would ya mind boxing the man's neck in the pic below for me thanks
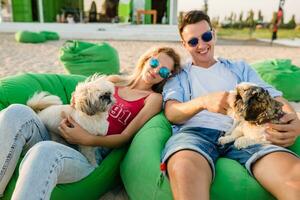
[193,58,217,68]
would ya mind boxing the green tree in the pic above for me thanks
[204,0,208,14]
[238,11,244,28]
[228,12,234,26]
[246,10,256,38]
[286,14,296,29]
[257,10,263,23]
[239,11,243,22]
[211,16,220,28]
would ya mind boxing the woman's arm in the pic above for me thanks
[59,93,163,148]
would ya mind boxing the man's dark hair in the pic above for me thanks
[178,10,212,38]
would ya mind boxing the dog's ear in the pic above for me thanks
[243,90,264,122]
[77,98,98,116]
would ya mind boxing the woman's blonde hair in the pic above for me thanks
[110,46,181,93]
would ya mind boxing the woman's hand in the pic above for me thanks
[58,116,94,146]
[266,113,300,147]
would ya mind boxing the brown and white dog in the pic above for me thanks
[218,82,285,149]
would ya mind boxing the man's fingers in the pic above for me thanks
[267,136,296,147]
[280,113,296,123]
[266,128,297,147]
[267,123,292,132]
[266,128,288,139]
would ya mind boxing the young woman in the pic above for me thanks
[0,46,181,200]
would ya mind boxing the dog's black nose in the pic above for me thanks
[100,92,112,103]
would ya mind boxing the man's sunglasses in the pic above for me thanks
[149,58,172,79]
[187,30,213,47]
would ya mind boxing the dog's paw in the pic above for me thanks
[234,137,251,149]
[218,136,233,145]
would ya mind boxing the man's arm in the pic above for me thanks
[275,96,296,113]
[165,91,230,124]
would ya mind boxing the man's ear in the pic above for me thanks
[181,39,188,49]
[181,39,184,46]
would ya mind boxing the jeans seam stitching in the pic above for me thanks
[0,119,35,182]
[40,153,64,200]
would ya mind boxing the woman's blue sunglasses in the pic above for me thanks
[149,58,171,79]
[187,30,213,47]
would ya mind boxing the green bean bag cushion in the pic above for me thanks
[251,59,300,102]
[121,113,300,200]
[60,40,120,76]
[0,73,127,200]
[40,31,60,40]
[15,31,46,43]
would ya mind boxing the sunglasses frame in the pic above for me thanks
[149,58,172,79]
[186,29,213,47]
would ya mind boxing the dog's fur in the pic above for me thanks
[218,82,285,149]
[27,75,115,165]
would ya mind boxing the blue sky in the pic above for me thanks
[178,0,300,23]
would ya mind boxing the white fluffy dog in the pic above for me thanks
[27,75,115,166]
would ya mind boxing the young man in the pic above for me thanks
[162,10,300,200]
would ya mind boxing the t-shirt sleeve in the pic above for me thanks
[162,75,184,108]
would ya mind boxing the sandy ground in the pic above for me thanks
[1,33,300,78]
[0,32,300,199]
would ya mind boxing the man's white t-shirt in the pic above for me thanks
[182,61,237,132]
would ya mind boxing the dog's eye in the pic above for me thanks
[100,92,111,100]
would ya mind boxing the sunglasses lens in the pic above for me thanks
[188,37,199,47]
[202,31,213,42]
[159,67,171,79]
[150,58,159,68]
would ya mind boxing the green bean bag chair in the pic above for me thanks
[60,40,120,76]
[15,31,46,43]
[0,73,127,200]
[120,113,300,200]
[40,31,60,40]
[251,59,300,102]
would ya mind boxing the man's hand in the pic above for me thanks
[266,113,300,147]
[202,91,230,115]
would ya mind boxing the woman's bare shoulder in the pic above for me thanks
[145,92,162,103]
[106,75,121,83]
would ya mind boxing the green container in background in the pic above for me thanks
[60,40,120,76]
[144,0,152,24]
[11,0,83,22]
[12,0,33,22]
[118,1,131,23]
